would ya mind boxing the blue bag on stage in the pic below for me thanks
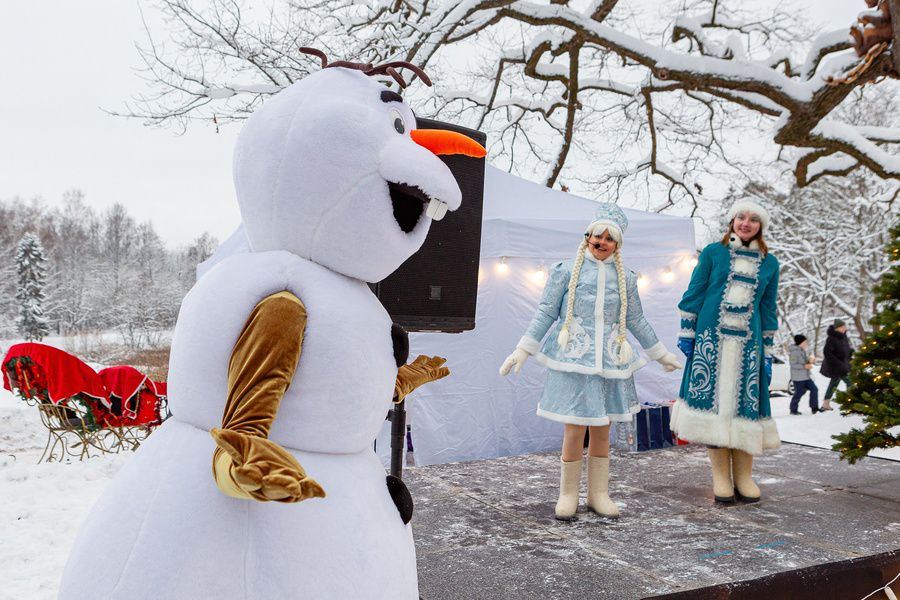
[635,402,674,451]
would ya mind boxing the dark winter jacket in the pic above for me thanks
[820,325,852,378]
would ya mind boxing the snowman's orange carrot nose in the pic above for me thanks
[410,129,486,158]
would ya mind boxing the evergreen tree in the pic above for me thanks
[832,223,900,463]
[15,232,51,341]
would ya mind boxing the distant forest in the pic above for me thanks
[0,190,217,345]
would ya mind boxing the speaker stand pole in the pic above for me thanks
[389,399,407,480]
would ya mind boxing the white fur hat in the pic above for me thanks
[726,200,769,230]
[586,203,628,245]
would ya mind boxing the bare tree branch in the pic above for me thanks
[127,0,900,209]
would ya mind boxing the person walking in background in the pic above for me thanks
[789,334,819,415]
[820,318,852,411]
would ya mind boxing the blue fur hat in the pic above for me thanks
[586,202,628,243]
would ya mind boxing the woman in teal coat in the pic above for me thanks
[670,200,780,504]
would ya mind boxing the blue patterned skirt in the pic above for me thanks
[537,369,640,426]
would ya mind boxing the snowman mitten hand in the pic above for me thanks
[394,355,450,402]
[212,428,325,502]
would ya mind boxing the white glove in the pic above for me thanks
[657,352,682,372]
[499,349,530,376]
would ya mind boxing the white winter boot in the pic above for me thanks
[708,448,736,504]
[555,459,582,521]
[731,449,761,502]
[586,456,620,518]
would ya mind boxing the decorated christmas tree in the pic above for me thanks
[15,232,51,342]
[832,223,900,463]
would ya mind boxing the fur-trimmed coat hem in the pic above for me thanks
[536,405,641,426]
[670,399,780,456]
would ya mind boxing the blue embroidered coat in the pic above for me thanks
[517,253,668,426]
[518,254,666,377]
[670,237,781,455]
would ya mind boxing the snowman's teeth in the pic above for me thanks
[426,199,449,221]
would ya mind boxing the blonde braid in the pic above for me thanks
[557,239,588,348]
[612,249,634,365]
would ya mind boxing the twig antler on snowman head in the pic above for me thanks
[298,47,433,89]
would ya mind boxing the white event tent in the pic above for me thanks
[388,166,697,466]
[199,165,696,467]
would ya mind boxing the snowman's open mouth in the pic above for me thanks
[388,182,450,233]
[389,182,427,233]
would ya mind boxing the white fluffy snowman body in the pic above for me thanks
[59,66,465,599]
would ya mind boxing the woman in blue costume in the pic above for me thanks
[500,204,682,520]
[670,200,781,504]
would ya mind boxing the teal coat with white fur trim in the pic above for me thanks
[670,237,781,455]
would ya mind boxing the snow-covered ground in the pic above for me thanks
[0,388,127,600]
[771,371,900,462]
[0,330,173,363]
[1,370,896,599]
[0,331,121,356]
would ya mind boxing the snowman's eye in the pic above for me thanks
[390,109,406,134]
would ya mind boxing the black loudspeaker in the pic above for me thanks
[371,118,486,332]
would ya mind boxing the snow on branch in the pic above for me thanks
[797,151,859,186]
[800,29,854,79]
[809,119,900,181]
[204,83,284,99]
[856,124,900,142]
[390,0,900,187]
[132,0,900,196]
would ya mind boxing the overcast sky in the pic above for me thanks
[0,0,863,246]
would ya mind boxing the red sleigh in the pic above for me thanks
[95,365,168,450]
[2,343,168,462]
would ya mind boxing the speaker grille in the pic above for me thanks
[371,118,486,332]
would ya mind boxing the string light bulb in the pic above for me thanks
[637,273,649,289]
[529,265,548,284]
[496,257,509,275]
[661,267,675,283]
[688,256,698,268]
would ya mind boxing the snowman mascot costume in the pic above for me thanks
[59,53,485,599]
